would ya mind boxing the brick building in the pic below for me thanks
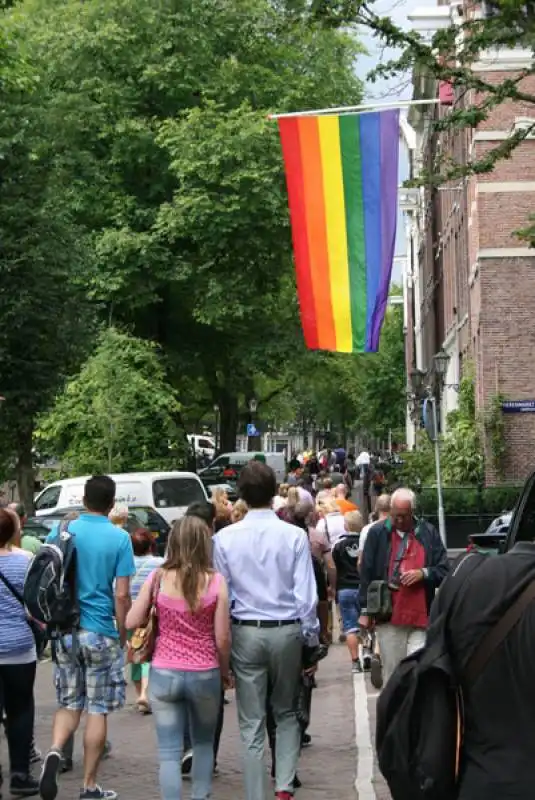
[402,1,535,483]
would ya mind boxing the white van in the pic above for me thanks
[187,434,216,462]
[33,471,208,524]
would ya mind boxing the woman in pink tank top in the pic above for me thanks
[127,516,231,800]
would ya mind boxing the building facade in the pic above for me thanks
[403,1,535,482]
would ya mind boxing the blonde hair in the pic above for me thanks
[345,510,364,533]
[375,494,392,514]
[318,497,339,515]
[278,484,289,498]
[287,487,300,508]
[231,499,248,523]
[163,516,214,612]
[212,487,228,506]
[109,503,129,526]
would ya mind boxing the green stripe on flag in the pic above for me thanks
[339,115,367,352]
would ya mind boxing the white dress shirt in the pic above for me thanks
[213,509,319,644]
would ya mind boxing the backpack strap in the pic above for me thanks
[464,578,535,684]
[0,567,25,605]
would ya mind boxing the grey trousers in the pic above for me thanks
[231,622,302,800]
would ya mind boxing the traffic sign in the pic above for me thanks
[246,423,258,437]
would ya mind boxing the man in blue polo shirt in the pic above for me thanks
[40,475,135,800]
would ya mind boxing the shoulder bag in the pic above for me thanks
[0,567,48,658]
[127,568,162,665]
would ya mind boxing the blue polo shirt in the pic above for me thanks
[48,514,135,639]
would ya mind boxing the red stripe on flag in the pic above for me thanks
[278,117,319,349]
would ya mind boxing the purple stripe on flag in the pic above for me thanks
[368,109,400,351]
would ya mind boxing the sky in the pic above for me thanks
[355,0,425,281]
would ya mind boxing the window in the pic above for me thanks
[35,485,61,511]
[198,438,214,450]
[210,456,230,469]
[152,478,205,509]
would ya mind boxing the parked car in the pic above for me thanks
[30,505,171,555]
[204,483,238,502]
[505,471,535,551]
[199,452,286,489]
[187,434,216,463]
[485,511,512,536]
[33,471,208,524]
[467,531,507,556]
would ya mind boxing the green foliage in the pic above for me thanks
[417,484,521,517]
[441,369,485,486]
[36,328,186,475]
[482,393,507,478]
[299,1,535,181]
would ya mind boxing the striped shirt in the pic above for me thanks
[132,555,164,601]
[0,551,34,659]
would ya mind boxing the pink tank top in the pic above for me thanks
[152,571,222,671]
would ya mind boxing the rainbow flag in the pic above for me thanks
[277,109,400,353]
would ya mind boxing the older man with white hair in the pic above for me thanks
[358,487,449,684]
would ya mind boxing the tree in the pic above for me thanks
[302,1,535,181]
[36,328,186,475]
[0,10,96,510]
[10,0,364,450]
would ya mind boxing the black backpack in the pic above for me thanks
[23,520,79,654]
[376,553,535,800]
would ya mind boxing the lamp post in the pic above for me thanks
[248,397,258,452]
[213,404,220,454]
[409,366,447,547]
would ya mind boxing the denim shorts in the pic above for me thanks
[338,588,361,634]
[54,629,126,715]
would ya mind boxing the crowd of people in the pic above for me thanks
[4,449,498,800]
[0,454,385,800]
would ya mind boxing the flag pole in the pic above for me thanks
[269,97,441,120]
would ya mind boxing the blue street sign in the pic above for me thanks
[247,423,258,436]
[502,400,535,413]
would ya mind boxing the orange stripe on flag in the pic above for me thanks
[298,117,336,351]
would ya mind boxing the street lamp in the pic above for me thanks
[248,397,258,453]
[433,350,450,381]
[213,404,220,454]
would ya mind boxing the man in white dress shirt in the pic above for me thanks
[213,461,319,800]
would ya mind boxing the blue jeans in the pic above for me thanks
[338,588,361,634]
[150,667,221,800]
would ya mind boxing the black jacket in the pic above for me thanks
[359,518,449,614]
[332,534,360,590]
[439,544,535,799]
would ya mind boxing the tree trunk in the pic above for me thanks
[218,392,239,453]
[16,428,36,515]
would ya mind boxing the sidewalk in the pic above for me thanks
[32,642,366,800]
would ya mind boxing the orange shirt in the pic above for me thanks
[336,498,358,514]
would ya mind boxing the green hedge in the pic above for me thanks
[416,485,522,517]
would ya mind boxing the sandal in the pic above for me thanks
[137,700,152,714]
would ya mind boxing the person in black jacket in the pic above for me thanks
[359,487,449,684]
[332,511,364,673]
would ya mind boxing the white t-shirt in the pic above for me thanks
[356,450,371,467]
[272,496,287,512]
[317,512,346,548]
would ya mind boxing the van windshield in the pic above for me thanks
[152,478,205,509]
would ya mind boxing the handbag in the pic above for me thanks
[127,569,162,665]
[0,567,48,658]
[367,580,393,623]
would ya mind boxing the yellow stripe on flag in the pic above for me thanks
[317,116,352,352]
